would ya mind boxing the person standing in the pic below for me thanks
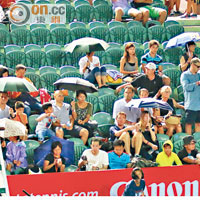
[180,58,200,135]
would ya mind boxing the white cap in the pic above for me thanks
[145,62,156,70]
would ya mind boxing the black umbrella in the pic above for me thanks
[54,77,98,93]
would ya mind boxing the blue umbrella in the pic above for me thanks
[34,136,74,167]
[126,98,173,111]
[166,32,200,49]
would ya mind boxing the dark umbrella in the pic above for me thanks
[54,77,98,93]
[0,77,37,92]
[34,136,75,167]
[126,98,173,111]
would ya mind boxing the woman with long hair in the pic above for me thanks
[120,43,139,81]
[132,111,158,160]
[180,41,197,72]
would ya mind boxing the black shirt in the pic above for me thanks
[160,98,175,116]
[178,147,198,165]
[131,74,164,97]
[182,52,197,72]
[44,153,66,173]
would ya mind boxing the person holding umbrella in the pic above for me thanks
[180,41,198,72]
[79,52,107,89]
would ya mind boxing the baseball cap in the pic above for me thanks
[15,64,26,71]
[183,135,196,145]
[191,57,200,67]
[145,62,156,70]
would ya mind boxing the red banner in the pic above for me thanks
[7,165,200,196]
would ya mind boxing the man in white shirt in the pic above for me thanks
[113,85,141,125]
[78,137,109,171]
[0,92,10,119]
[79,52,107,88]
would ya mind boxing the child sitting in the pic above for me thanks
[35,102,58,143]
[6,136,28,173]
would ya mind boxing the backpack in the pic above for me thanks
[130,157,158,168]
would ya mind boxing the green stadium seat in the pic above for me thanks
[60,65,77,75]
[30,23,46,30]
[49,23,66,30]
[156,134,169,152]
[0,23,8,30]
[166,24,184,40]
[93,0,109,6]
[108,42,122,49]
[135,47,144,65]
[69,51,84,68]
[69,21,86,29]
[25,72,41,89]
[194,47,200,58]
[164,20,179,28]
[0,29,10,47]
[4,45,21,54]
[196,139,200,152]
[46,49,66,68]
[35,0,50,4]
[109,26,129,44]
[145,20,161,29]
[24,44,41,53]
[92,112,112,125]
[31,27,51,46]
[147,25,166,43]
[28,114,40,134]
[171,132,188,143]
[161,62,177,70]
[25,49,46,69]
[0,52,5,66]
[97,124,113,138]
[70,27,90,40]
[25,67,36,73]
[40,72,60,92]
[89,21,105,29]
[173,139,184,154]
[98,94,117,115]
[94,4,113,23]
[94,51,105,65]
[39,66,57,75]
[127,21,143,28]
[164,47,183,65]
[10,24,27,30]
[108,21,125,29]
[17,0,32,3]
[193,132,200,141]
[104,47,124,67]
[44,44,61,52]
[90,26,110,42]
[60,71,82,78]
[86,93,99,114]
[75,4,94,23]
[55,0,71,4]
[65,5,76,23]
[128,26,147,44]
[74,0,90,7]
[74,144,87,165]
[98,87,115,96]
[6,51,25,69]
[177,85,184,102]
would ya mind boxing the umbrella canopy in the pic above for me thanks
[126,98,173,111]
[34,136,74,167]
[0,77,38,92]
[166,32,200,49]
[54,77,98,93]
[65,37,109,53]
[0,118,26,138]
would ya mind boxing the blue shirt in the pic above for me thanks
[141,52,163,72]
[123,179,145,196]
[109,125,126,141]
[108,151,130,169]
[180,69,200,111]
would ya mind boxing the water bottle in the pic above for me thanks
[66,121,71,127]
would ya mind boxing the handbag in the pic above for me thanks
[165,115,181,125]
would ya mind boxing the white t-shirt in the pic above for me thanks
[0,105,10,119]
[113,98,141,123]
[79,56,100,78]
[79,149,109,171]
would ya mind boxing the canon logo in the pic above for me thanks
[110,180,199,196]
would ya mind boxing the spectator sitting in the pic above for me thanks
[178,135,200,165]
[116,62,164,98]
[43,141,66,173]
[120,42,139,82]
[132,111,158,160]
[153,86,184,136]
[110,112,136,155]
[180,58,200,135]
[10,101,28,141]
[9,64,42,116]
[78,137,109,171]
[141,40,170,86]
[0,92,11,119]
[180,41,197,73]
[180,0,197,18]
[35,102,57,143]
[71,90,94,138]
[6,136,28,173]
[108,140,131,169]
[113,85,141,125]
[0,65,9,77]
[52,90,89,145]
[130,0,167,24]
[156,140,182,166]
[79,52,107,88]
[111,0,142,22]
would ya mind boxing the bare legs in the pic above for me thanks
[79,128,89,145]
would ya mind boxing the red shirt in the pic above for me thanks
[0,0,16,8]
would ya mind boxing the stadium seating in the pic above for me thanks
[6,51,26,69]
[24,44,42,52]
[0,29,10,48]
[39,66,57,75]
[60,65,77,75]
[94,4,113,23]
[25,73,41,88]
[75,4,94,23]
[86,93,99,114]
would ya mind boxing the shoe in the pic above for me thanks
[170,10,175,16]
[190,13,197,17]
[180,13,190,18]
[134,154,141,158]
[174,11,182,15]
